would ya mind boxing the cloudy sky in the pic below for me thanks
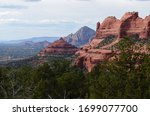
[0,0,150,40]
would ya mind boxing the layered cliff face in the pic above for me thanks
[75,12,150,72]
[95,12,150,39]
[63,26,96,47]
[38,38,78,57]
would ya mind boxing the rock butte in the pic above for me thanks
[75,12,150,72]
[38,38,78,57]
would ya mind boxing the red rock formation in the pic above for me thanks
[96,12,150,39]
[75,12,150,72]
[38,38,78,57]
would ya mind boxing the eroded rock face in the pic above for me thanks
[75,12,150,72]
[38,38,78,57]
[96,12,150,39]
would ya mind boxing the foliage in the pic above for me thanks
[32,59,88,99]
[0,37,150,99]
[96,35,116,48]
[88,37,150,98]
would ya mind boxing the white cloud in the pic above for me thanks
[0,0,150,40]
[24,0,42,2]
[0,18,20,24]
[71,0,94,1]
[38,19,78,24]
[129,0,150,2]
[0,18,79,26]
[0,11,22,16]
[0,4,27,9]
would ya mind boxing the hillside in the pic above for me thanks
[63,26,95,47]
[38,38,78,57]
[75,12,150,72]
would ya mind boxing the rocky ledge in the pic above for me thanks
[75,12,150,72]
[38,38,78,57]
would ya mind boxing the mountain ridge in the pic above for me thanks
[0,37,59,44]
[63,26,95,47]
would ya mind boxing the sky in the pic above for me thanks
[0,0,150,41]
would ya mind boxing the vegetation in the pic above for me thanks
[0,37,150,99]
[0,43,45,62]
[88,37,150,98]
[0,59,87,99]
[96,35,116,48]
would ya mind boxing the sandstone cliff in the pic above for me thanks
[38,38,78,57]
[75,12,150,72]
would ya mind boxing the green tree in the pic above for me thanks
[57,69,87,99]
[88,37,150,99]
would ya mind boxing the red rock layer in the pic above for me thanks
[38,38,78,57]
[75,12,150,72]
[96,12,150,39]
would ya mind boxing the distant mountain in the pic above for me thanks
[23,40,50,48]
[1,37,59,44]
[63,26,96,47]
[34,41,50,48]
[23,37,59,43]
[0,40,50,63]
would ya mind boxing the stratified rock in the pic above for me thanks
[38,38,78,57]
[96,12,150,39]
[75,12,150,72]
